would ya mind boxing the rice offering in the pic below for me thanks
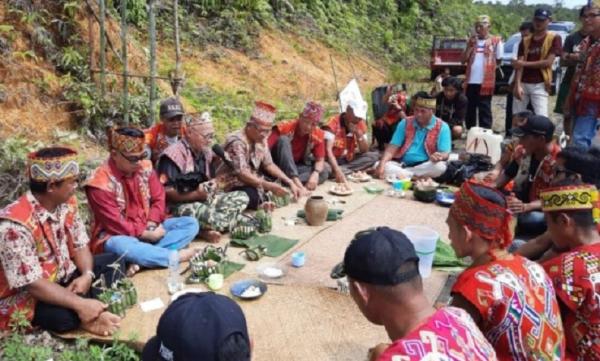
[263,266,283,278]
[241,285,262,298]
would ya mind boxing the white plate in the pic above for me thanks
[348,173,372,183]
[329,185,353,196]
[257,264,287,279]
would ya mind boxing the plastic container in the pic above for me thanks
[402,226,439,278]
[466,127,502,164]
[167,251,183,294]
[291,251,306,267]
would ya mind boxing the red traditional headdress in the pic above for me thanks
[450,180,513,249]
[300,101,325,125]
[249,101,276,126]
[27,147,79,182]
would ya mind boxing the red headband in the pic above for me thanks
[450,181,513,249]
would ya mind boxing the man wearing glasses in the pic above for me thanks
[145,97,185,164]
[85,127,200,272]
[218,101,302,210]
[568,1,600,148]
[157,113,249,243]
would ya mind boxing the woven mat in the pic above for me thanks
[55,180,453,359]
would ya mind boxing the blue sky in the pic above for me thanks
[492,0,589,8]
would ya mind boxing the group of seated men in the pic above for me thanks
[1,89,598,360]
[0,92,452,337]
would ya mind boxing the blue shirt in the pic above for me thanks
[390,116,451,165]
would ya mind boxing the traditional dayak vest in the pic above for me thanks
[85,160,154,253]
[275,119,325,163]
[0,195,78,330]
[324,115,365,162]
[522,32,556,90]
[145,123,181,163]
[465,36,501,96]
[394,116,443,161]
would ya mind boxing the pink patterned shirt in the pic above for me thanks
[378,307,497,361]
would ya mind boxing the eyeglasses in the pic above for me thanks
[582,13,600,20]
[120,151,148,163]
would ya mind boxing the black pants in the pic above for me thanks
[372,122,398,151]
[466,84,492,129]
[270,137,330,184]
[31,253,125,333]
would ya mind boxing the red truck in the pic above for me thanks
[430,36,467,80]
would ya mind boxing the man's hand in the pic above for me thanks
[306,172,319,191]
[141,224,166,243]
[430,152,446,163]
[513,85,524,101]
[334,170,347,184]
[507,196,526,214]
[512,59,525,70]
[374,164,386,179]
[289,183,303,200]
[67,274,93,295]
[267,182,289,198]
[75,298,107,324]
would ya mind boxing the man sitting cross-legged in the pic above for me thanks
[0,147,124,336]
[539,179,600,360]
[86,127,199,271]
[374,92,451,180]
[217,101,302,210]
[447,181,565,361]
[157,112,249,243]
[268,101,331,191]
[332,227,497,361]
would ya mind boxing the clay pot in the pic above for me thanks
[304,196,328,226]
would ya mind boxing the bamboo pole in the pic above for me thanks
[99,0,106,98]
[329,54,342,112]
[121,0,129,125]
[148,0,157,127]
[173,0,182,97]
[84,0,122,64]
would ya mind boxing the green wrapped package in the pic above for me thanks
[230,234,299,257]
[297,208,344,221]
[433,240,468,270]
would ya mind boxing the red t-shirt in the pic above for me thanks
[518,33,562,84]
[268,128,325,163]
[543,243,600,361]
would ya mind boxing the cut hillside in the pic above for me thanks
[0,1,388,142]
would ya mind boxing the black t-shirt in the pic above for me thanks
[435,92,468,127]
[562,30,586,84]
[504,157,541,202]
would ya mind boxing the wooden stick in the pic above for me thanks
[329,54,342,112]
[98,0,106,98]
[121,0,129,125]
[173,0,182,97]
[84,0,123,64]
[148,0,157,127]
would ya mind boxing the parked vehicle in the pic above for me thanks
[430,36,467,80]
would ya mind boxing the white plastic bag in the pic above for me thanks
[339,79,368,119]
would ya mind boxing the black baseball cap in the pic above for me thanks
[159,97,184,120]
[534,8,552,20]
[331,227,420,285]
[511,114,555,140]
[142,292,250,361]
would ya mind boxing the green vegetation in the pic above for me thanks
[1,311,139,361]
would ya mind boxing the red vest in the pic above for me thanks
[324,115,367,162]
[394,116,443,160]
[0,195,78,330]
[85,160,154,253]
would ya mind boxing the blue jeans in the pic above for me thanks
[105,216,199,268]
[572,115,599,149]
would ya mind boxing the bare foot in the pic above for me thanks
[179,247,202,262]
[81,311,121,337]
[126,264,140,277]
[200,229,222,243]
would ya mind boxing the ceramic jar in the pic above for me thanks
[304,196,328,226]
